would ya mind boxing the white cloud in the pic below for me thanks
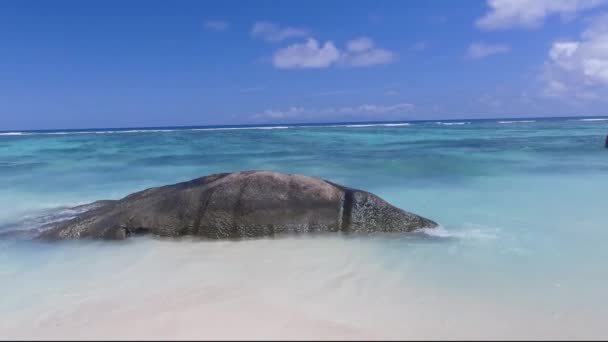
[549,42,580,63]
[346,37,374,52]
[345,103,413,114]
[272,37,396,69]
[251,22,309,42]
[253,103,414,120]
[466,42,511,59]
[204,20,229,31]
[542,14,608,99]
[273,38,341,69]
[342,37,396,66]
[476,0,606,30]
[343,48,395,66]
[256,106,306,119]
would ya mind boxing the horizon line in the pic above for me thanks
[1,114,607,133]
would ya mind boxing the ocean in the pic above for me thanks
[1,117,608,339]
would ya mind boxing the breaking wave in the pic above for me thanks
[418,225,499,241]
[0,202,103,235]
[579,118,608,121]
[344,123,410,128]
[498,120,536,124]
[434,122,470,126]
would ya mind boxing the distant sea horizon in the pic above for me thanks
[2,114,607,134]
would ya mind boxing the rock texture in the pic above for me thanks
[38,171,437,240]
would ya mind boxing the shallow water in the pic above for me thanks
[1,118,608,339]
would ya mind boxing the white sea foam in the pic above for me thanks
[344,123,410,128]
[434,122,470,125]
[578,118,608,121]
[0,130,174,136]
[382,123,411,127]
[498,120,536,124]
[419,225,451,238]
[53,129,180,134]
[192,126,290,131]
[419,225,500,241]
[0,123,409,135]
[451,227,499,240]
[0,203,102,233]
[111,129,178,133]
[0,127,291,136]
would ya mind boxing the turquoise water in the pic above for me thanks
[1,118,608,339]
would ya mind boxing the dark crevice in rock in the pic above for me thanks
[124,226,151,237]
[340,189,354,232]
[194,187,216,237]
[231,182,247,238]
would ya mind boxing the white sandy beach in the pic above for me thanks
[1,236,605,340]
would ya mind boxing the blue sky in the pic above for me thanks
[2,0,608,130]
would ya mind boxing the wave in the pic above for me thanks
[419,225,451,238]
[0,202,104,235]
[577,118,608,122]
[48,129,180,135]
[192,126,290,131]
[5,122,496,136]
[344,123,410,128]
[0,123,415,135]
[0,130,179,136]
[498,120,536,124]
[434,122,470,126]
[418,225,499,241]
[0,127,291,136]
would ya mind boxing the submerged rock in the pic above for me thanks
[38,171,437,240]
